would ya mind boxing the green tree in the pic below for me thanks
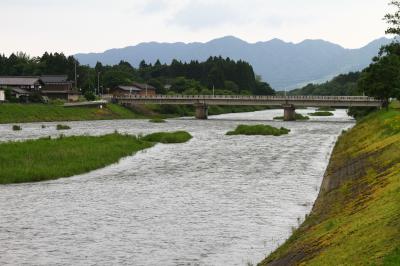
[358,46,400,104]
[84,91,96,101]
[384,1,400,35]
[224,80,240,94]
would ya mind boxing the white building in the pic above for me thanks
[0,90,5,102]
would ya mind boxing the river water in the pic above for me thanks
[0,108,353,266]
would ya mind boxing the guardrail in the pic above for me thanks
[114,95,383,108]
[115,95,380,102]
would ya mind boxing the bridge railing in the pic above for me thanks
[115,94,380,102]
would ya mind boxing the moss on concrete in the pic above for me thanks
[259,106,400,265]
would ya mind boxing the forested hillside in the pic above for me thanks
[289,72,361,96]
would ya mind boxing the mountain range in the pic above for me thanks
[75,36,392,90]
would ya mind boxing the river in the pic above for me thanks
[0,108,353,266]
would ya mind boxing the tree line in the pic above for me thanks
[0,53,275,96]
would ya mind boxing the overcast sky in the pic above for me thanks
[0,0,392,56]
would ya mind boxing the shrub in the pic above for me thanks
[226,124,290,136]
[348,107,378,120]
[28,92,44,103]
[308,111,334,116]
[141,131,192,143]
[274,113,310,121]
[56,124,71,130]
[84,91,96,101]
[149,118,166,123]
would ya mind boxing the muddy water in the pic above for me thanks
[0,108,353,265]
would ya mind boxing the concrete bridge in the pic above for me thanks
[114,95,383,120]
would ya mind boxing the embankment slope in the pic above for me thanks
[259,106,400,265]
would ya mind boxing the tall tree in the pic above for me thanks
[357,1,400,104]
[358,44,400,104]
[384,1,400,35]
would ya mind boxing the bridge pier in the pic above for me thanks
[283,104,296,121]
[194,103,208,119]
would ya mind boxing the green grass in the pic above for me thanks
[317,107,336,111]
[0,103,271,123]
[273,113,310,121]
[0,131,192,184]
[149,118,166,123]
[0,103,140,124]
[259,107,400,265]
[384,248,400,265]
[56,124,71,130]
[140,131,192,143]
[390,100,400,110]
[226,124,290,136]
[308,111,334,116]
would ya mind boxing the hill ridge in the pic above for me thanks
[75,36,392,89]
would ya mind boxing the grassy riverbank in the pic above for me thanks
[0,132,192,184]
[0,103,269,124]
[259,104,400,265]
[0,103,141,124]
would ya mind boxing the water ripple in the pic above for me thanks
[0,108,353,266]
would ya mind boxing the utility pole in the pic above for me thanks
[213,85,215,97]
[97,72,101,96]
[145,84,148,96]
[74,60,77,89]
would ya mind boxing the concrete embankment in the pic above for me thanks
[259,106,400,265]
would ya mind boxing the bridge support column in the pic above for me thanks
[194,103,208,120]
[283,104,296,121]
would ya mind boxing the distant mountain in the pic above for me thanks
[75,36,392,90]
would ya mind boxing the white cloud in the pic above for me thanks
[141,0,171,14]
[169,1,244,30]
[0,0,390,56]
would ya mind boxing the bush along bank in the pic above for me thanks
[141,131,192,144]
[274,113,310,121]
[0,131,192,184]
[226,125,290,136]
[308,111,334,117]
[259,106,400,265]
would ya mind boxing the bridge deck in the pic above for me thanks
[115,95,382,107]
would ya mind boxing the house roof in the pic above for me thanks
[116,85,141,92]
[0,76,42,86]
[41,90,81,95]
[131,82,156,90]
[12,88,31,94]
[41,75,70,83]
